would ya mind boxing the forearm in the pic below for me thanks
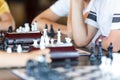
[71,0,88,46]
[0,52,31,68]
[67,0,73,39]
[0,49,51,68]
[35,18,68,35]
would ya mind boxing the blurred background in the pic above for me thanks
[6,0,67,28]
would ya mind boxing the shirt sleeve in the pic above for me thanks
[85,0,98,29]
[111,1,120,30]
[0,0,10,15]
[50,0,69,17]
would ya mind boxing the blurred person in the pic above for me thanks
[32,0,91,38]
[69,0,120,52]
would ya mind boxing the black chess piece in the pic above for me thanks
[48,24,55,38]
[107,43,113,61]
[97,39,102,65]
[26,59,36,77]
[64,59,71,71]
[97,39,103,59]
[13,39,17,52]
[8,26,13,33]
[35,59,67,80]
[0,42,3,50]
[3,38,8,51]
[0,31,3,39]
[45,24,48,29]
[34,55,50,80]
[89,47,96,65]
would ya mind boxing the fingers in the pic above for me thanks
[40,49,52,63]
[30,49,52,63]
[42,49,52,63]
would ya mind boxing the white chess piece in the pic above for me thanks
[110,53,120,77]
[31,21,38,31]
[65,37,72,43]
[50,38,54,46]
[31,24,35,31]
[57,29,61,44]
[39,36,46,50]
[45,36,50,46]
[65,37,72,46]
[33,39,38,47]
[16,26,22,33]
[43,27,48,38]
[34,21,38,31]
[7,47,12,54]
[17,44,22,54]
[24,23,30,32]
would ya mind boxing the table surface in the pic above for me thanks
[0,51,90,80]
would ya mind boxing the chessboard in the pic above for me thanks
[11,52,120,80]
[0,23,85,61]
[1,22,120,80]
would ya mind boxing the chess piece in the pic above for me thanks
[13,39,17,52]
[33,39,38,47]
[97,39,102,65]
[64,59,71,71]
[45,35,50,46]
[50,38,54,46]
[8,26,13,33]
[43,24,48,37]
[7,47,12,54]
[31,21,38,31]
[3,38,8,51]
[107,43,113,61]
[24,23,30,32]
[48,24,55,38]
[89,47,96,65]
[40,36,46,50]
[17,44,22,53]
[0,42,3,50]
[57,29,62,44]
[65,37,72,44]
[35,55,49,80]
[26,59,36,77]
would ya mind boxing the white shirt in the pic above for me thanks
[50,0,94,17]
[86,0,120,36]
[50,0,70,17]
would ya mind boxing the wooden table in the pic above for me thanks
[0,70,19,80]
[0,54,90,80]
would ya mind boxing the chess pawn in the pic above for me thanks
[7,47,12,54]
[31,24,34,31]
[31,21,38,31]
[25,23,30,32]
[33,39,38,48]
[50,38,54,46]
[8,26,13,33]
[17,26,22,33]
[17,44,22,54]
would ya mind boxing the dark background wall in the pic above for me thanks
[6,0,56,27]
